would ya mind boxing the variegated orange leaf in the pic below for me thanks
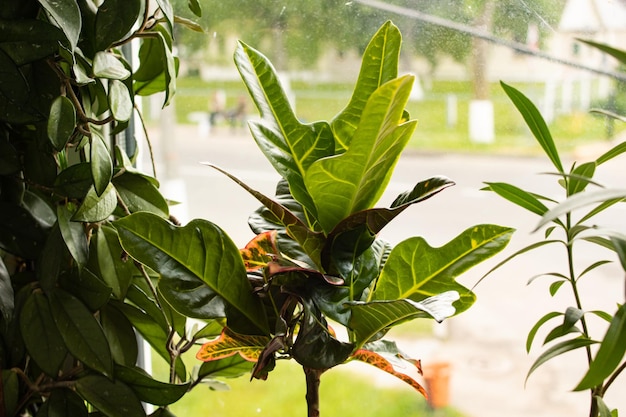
[197,328,271,363]
[352,348,427,398]
[240,231,279,271]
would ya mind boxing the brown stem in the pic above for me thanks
[304,367,325,417]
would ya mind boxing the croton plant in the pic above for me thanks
[114,21,514,416]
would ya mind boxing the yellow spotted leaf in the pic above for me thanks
[197,328,270,363]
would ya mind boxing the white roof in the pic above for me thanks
[559,0,626,32]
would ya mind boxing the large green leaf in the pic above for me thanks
[93,51,131,80]
[234,40,334,222]
[75,374,146,417]
[0,202,47,259]
[372,225,514,314]
[109,79,133,122]
[48,289,114,377]
[94,0,142,50]
[0,49,37,124]
[0,18,64,65]
[305,75,416,232]
[114,212,268,333]
[331,20,401,150]
[114,365,189,406]
[575,303,626,390]
[500,82,563,173]
[93,225,134,299]
[349,291,460,347]
[132,29,176,107]
[39,0,81,50]
[20,291,68,376]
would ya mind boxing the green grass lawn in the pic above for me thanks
[151,76,621,157]
[161,356,464,417]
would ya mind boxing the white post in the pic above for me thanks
[469,100,495,143]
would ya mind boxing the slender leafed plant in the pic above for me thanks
[482,39,626,417]
[115,21,514,416]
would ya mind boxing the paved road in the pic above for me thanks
[146,124,626,417]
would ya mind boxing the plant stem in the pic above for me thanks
[304,367,324,417]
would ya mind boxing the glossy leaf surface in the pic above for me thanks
[115,365,190,406]
[47,96,75,151]
[114,212,268,333]
[76,374,145,417]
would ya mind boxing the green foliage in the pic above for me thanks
[482,42,626,417]
[0,1,250,416]
[110,20,512,415]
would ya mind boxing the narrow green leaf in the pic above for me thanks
[195,355,253,381]
[76,374,146,417]
[527,311,562,352]
[57,204,88,269]
[578,38,626,65]
[93,51,131,80]
[575,303,626,391]
[72,184,117,222]
[305,75,416,232]
[1,370,19,417]
[594,395,614,417]
[114,212,269,333]
[500,82,563,173]
[484,182,550,216]
[578,199,623,225]
[113,301,186,380]
[536,189,626,231]
[60,268,112,311]
[109,79,133,122]
[100,304,138,367]
[596,141,626,166]
[20,291,68,376]
[526,338,597,384]
[373,225,514,314]
[47,96,76,151]
[331,20,402,150]
[349,291,459,348]
[187,0,202,17]
[90,129,113,196]
[94,0,142,50]
[567,162,596,195]
[115,365,190,406]
[39,0,81,50]
[49,289,114,377]
[94,225,134,299]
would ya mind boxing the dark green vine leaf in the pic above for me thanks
[76,374,146,417]
[0,49,37,124]
[115,365,190,406]
[0,18,64,65]
[109,79,133,122]
[47,388,88,417]
[100,304,139,367]
[1,370,19,417]
[49,289,114,377]
[0,202,47,259]
[113,172,169,218]
[47,96,76,151]
[93,225,134,299]
[0,258,14,322]
[20,291,68,376]
[94,0,142,50]
[57,204,88,270]
[38,0,81,50]
[72,184,117,222]
[90,128,113,196]
[55,163,93,199]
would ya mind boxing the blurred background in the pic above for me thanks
[142,1,626,416]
